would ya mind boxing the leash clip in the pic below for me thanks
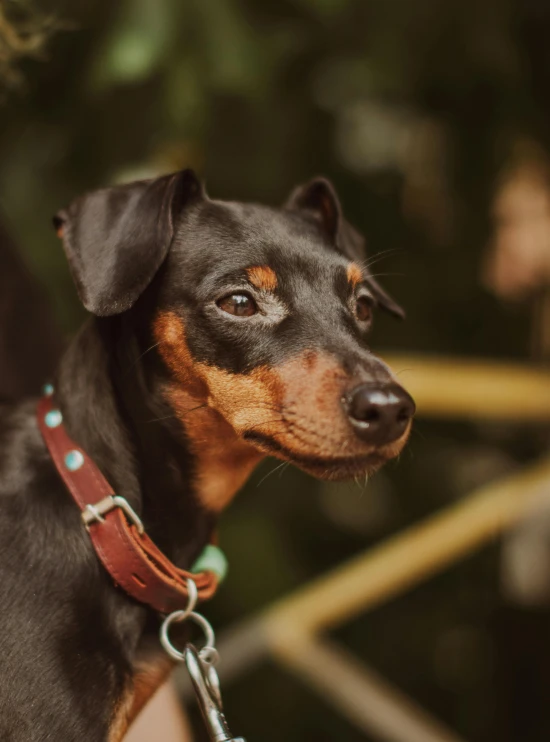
[185,644,245,742]
[160,582,245,741]
[81,495,145,534]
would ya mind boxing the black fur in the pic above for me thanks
[0,170,407,740]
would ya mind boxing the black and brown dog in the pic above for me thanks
[0,170,414,740]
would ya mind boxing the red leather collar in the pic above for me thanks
[37,393,218,613]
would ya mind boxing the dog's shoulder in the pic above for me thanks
[0,398,143,740]
[0,400,46,495]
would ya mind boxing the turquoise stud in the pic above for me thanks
[43,383,54,396]
[65,450,84,472]
[191,544,228,582]
[45,410,62,428]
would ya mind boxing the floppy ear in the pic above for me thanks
[285,177,405,319]
[53,169,205,316]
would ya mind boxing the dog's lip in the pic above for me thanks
[243,430,386,471]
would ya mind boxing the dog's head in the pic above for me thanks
[54,170,414,485]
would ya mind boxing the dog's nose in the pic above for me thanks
[346,383,415,446]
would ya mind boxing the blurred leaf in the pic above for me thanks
[0,0,54,94]
[89,0,175,90]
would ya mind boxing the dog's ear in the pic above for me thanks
[285,177,405,319]
[53,169,205,316]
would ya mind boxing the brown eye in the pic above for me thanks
[217,293,257,317]
[355,295,373,323]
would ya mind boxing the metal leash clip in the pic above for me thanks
[160,580,246,742]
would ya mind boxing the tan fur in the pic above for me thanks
[154,312,264,511]
[109,656,173,741]
[167,385,263,510]
[346,262,363,288]
[154,312,411,489]
[246,265,278,291]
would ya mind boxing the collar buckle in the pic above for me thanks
[82,495,145,535]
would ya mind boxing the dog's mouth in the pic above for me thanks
[242,430,395,480]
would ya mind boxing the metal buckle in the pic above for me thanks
[81,495,145,535]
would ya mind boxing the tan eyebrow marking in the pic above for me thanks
[346,262,363,287]
[246,265,278,292]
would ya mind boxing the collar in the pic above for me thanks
[37,388,225,614]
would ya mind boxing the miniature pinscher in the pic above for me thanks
[0,170,414,740]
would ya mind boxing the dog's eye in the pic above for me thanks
[217,293,258,317]
[355,295,374,324]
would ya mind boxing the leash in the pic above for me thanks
[37,386,245,741]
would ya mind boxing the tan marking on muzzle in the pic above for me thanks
[155,312,412,489]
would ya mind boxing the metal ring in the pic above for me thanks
[184,578,198,616]
[160,610,216,662]
[162,578,198,624]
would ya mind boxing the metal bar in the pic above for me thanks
[382,355,550,421]
[263,457,550,642]
[277,636,468,742]
[185,457,550,690]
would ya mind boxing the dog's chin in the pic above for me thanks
[242,431,399,481]
[296,454,389,481]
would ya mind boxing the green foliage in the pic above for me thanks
[0,0,53,91]
[90,0,175,88]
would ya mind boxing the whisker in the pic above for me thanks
[146,403,207,424]
[244,416,286,435]
[256,460,290,487]
[409,424,426,442]
[359,247,404,272]
[366,272,404,280]
[278,462,291,478]
[125,341,161,374]
[352,474,369,495]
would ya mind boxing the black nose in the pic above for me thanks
[346,383,415,446]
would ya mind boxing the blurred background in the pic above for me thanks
[1,1,550,740]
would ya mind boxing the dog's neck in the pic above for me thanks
[55,317,218,567]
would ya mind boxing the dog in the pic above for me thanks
[0,169,415,740]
